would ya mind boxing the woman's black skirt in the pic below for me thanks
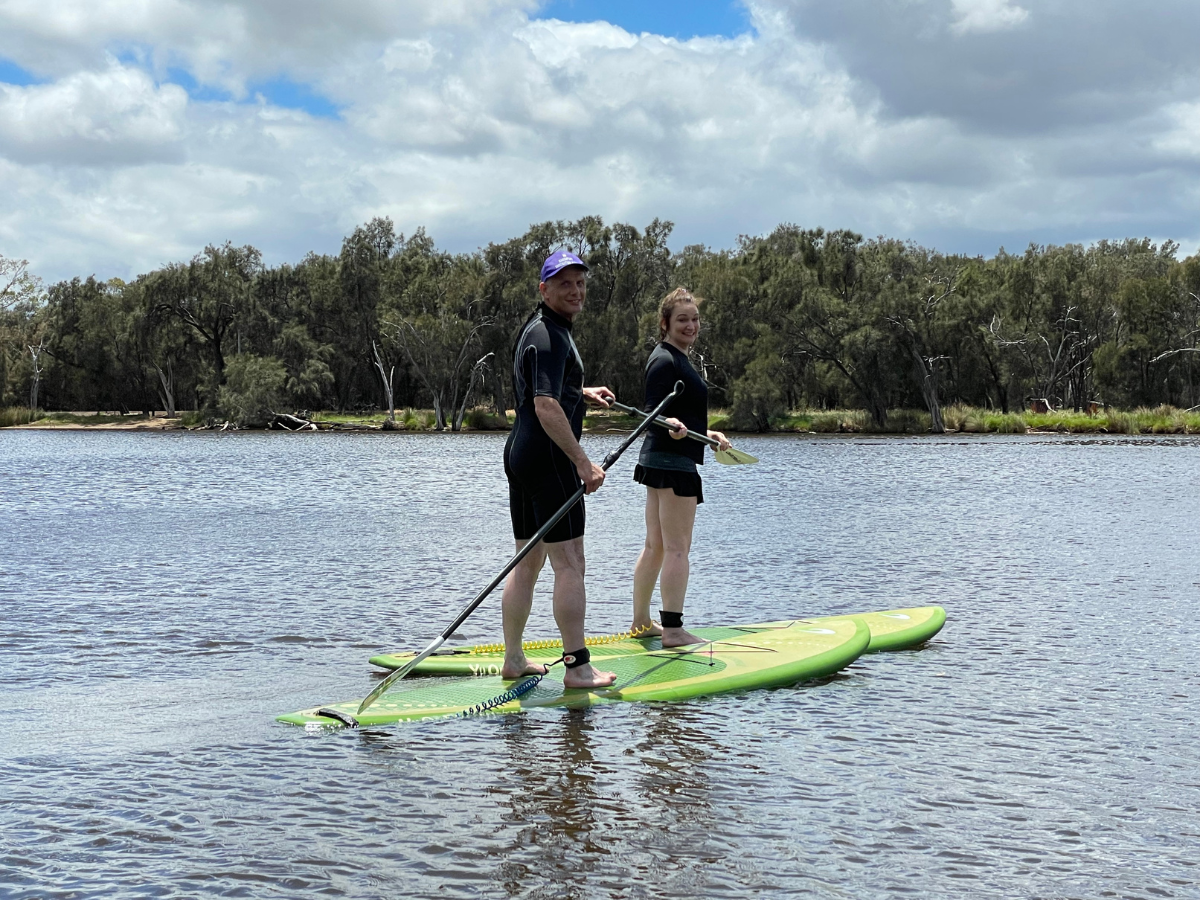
[633,465,704,503]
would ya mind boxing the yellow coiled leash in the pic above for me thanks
[468,623,656,655]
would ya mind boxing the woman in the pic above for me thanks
[630,288,731,647]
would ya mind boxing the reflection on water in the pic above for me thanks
[2,429,1199,899]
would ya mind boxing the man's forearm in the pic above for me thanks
[534,396,589,467]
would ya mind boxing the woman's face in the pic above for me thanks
[664,302,700,348]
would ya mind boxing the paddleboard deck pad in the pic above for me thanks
[278,617,871,728]
[367,606,946,676]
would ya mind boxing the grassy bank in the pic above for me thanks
[714,404,1200,435]
[9,404,1200,435]
[0,407,44,427]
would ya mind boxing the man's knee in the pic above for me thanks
[512,542,546,576]
[546,538,586,576]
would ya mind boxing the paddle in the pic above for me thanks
[355,380,685,716]
[607,400,758,465]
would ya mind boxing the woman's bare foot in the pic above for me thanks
[661,626,704,648]
[562,664,618,689]
[631,619,663,637]
[500,655,549,679]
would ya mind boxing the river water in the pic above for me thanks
[1,429,1197,899]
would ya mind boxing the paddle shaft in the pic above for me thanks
[608,399,719,448]
[357,380,684,714]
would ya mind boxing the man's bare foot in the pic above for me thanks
[562,663,618,689]
[500,655,549,679]
[631,619,663,637]
[661,626,704,648]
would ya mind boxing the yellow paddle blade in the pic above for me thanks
[714,447,757,465]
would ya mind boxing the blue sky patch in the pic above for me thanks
[0,57,41,86]
[158,66,340,118]
[537,0,751,39]
[248,77,340,119]
[165,67,232,103]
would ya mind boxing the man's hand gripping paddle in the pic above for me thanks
[607,400,757,465]
[353,380,685,718]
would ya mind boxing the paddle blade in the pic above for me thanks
[714,447,757,465]
[357,646,432,714]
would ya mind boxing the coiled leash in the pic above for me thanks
[459,647,596,717]
[468,623,656,655]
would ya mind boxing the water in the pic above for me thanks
[2,430,1198,899]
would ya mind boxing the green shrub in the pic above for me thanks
[727,355,786,432]
[217,354,288,427]
[809,410,868,433]
[0,407,41,427]
[809,412,841,433]
[942,404,968,431]
[886,409,931,433]
[984,413,1028,434]
[1104,411,1134,434]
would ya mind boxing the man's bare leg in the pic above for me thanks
[501,540,550,678]
[546,537,617,688]
[631,488,665,637]
[658,491,703,647]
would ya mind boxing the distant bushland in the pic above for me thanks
[3,219,1199,433]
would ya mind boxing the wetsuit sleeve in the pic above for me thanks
[643,348,680,412]
[521,321,569,400]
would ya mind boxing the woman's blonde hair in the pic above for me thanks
[658,288,702,341]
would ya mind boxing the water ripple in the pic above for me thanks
[2,430,1199,898]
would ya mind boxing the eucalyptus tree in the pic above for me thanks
[336,218,396,410]
[383,246,495,431]
[0,255,45,406]
[145,243,262,409]
[869,241,967,432]
[39,276,155,412]
[764,227,900,429]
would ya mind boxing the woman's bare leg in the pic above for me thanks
[658,490,701,647]
[631,487,665,636]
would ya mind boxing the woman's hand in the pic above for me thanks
[708,429,732,451]
[665,417,687,439]
[582,386,615,407]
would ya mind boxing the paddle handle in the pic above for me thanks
[608,399,719,449]
[357,380,684,715]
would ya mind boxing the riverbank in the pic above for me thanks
[7,404,1200,435]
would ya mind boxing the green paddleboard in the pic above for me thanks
[278,617,870,728]
[367,606,946,677]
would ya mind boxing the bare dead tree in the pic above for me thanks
[453,351,494,431]
[28,340,45,411]
[989,304,1095,409]
[371,340,395,424]
[387,307,496,431]
[155,360,176,418]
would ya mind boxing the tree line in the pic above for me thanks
[3,217,1199,431]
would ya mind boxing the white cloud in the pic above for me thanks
[0,60,187,165]
[0,0,1198,283]
[950,0,1029,36]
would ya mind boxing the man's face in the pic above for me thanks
[539,265,588,320]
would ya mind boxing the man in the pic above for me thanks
[500,250,618,689]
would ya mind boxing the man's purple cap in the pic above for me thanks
[540,250,589,283]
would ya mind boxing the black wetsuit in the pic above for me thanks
[634,341,708,502]
[504,302,587,542]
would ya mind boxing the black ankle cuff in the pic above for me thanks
[661,611,683,629]
[563,647,591,669]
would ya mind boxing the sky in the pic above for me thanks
[1,0,1198,283]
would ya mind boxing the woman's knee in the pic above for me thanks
[663,548,690,567]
